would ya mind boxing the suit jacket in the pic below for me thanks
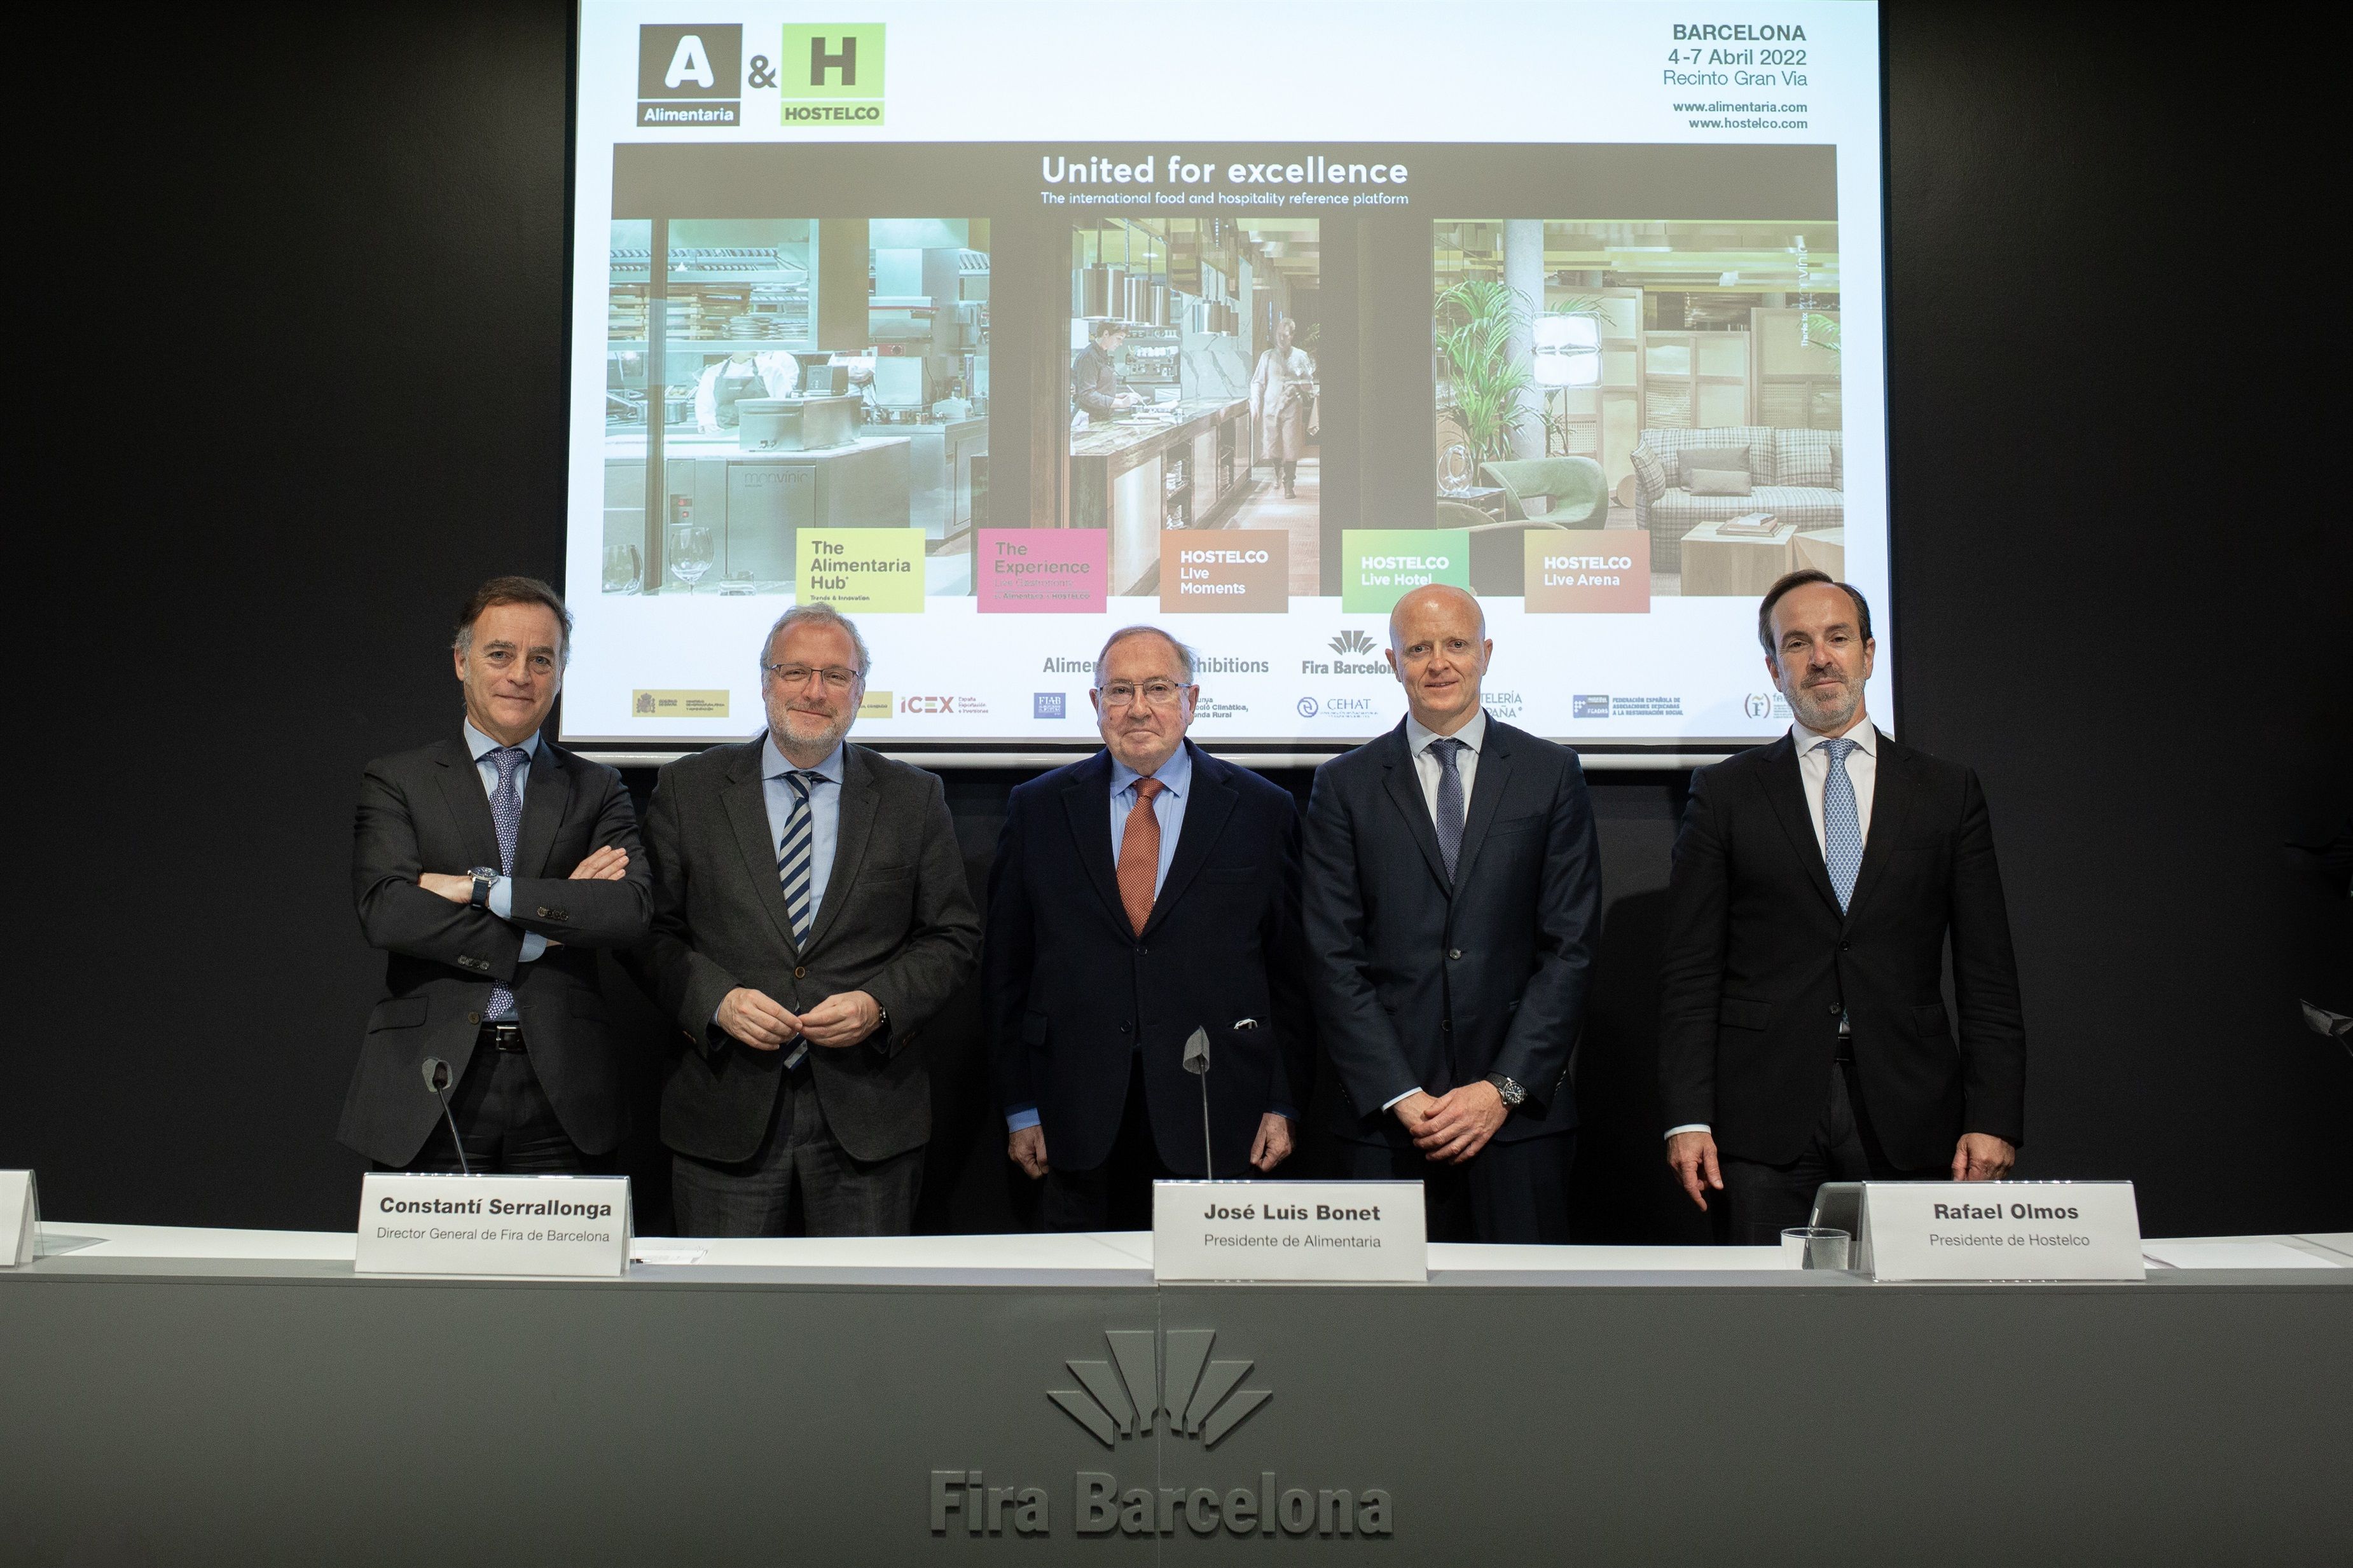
[630,737,981,1165]
[984,743,1313,1176]
[1302,716,1602,1149]
[343,735,652,1165]
[1656,729,2027,1169]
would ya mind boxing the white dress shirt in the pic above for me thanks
[1666,715,1882,1140]
[1383,708,1489,1112]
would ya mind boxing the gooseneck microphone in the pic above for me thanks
[1182,1026,1216,1179]
[420,1057,471,1177]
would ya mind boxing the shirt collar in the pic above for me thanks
[464,720,541,764]
[1406,707,1487,757]
[763,731,847,785]
[1110,739,1193,801]
[1792,717,1877,758]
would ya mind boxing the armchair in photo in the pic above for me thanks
[1630,425,1843,573]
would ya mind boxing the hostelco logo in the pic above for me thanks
[928,1326,1394,1539]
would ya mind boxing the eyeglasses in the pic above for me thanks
[1097,680,1189,708]
[762,663,861,691]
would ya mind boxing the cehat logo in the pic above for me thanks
[778,24,887,125]
[1328,629,1377,656]
[1050,1328,1269,1450]
[637,25,743,127]
[1296,696,1319,718]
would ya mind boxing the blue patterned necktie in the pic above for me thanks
[1430,738,1466,883]
[1821,736,1862,914]
[485,746,528,1020]
[775,769,827,1069]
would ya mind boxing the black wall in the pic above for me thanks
[11,5,2347,1240]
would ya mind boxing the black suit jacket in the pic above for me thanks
[343,734,651,1165]
[984,743,1313,1176]
[1303,716,1602,1149]
[629,738,981,1165]
[1656,729,2027,1169]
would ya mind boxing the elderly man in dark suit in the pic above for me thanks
[986,626,1312,1231]
[346,575,651,1173]
[1303,584,1603,1243]
[631,603,981,1237]
[1659,570,2026,1245]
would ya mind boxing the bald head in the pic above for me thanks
[1384,583,1491,736]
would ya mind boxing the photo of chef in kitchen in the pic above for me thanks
[1068,216,1321,597]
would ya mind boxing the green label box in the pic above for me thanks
[797,529,923,612]
[1340,530,1470,614]
[780,25,886,125]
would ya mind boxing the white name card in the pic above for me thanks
[1153,1180,1426,1282]
[355,1174,631,1277]
[0,1171,35,1267]
[1861,1181,2143,1282]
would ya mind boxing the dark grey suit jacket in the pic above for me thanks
[630,737,981,1165]
[343,734,652,1166]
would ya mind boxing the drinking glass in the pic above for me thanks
[667,525,715,593]
[1783,1227,1852,1270]
[602,543,642,595]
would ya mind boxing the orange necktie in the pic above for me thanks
[1117,777,1166,935]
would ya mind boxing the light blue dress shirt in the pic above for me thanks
[762,732,847,925]
[463,721,547,964]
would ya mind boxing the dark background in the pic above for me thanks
[10,5,2345,1241]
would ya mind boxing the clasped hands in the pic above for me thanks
[1393,1082,1507,1165]
[716,986,881,1052]
[418,846,631,946]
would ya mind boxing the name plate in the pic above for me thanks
[1152,1180,1426,1282]
[0,1171,35,1267]
[1861,1181,2143,1282]
[355,1174,631,1277]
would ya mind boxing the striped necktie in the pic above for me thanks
[776,769,827,945]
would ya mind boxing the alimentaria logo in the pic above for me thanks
[927,1325,1395,1539]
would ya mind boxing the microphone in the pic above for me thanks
[420,1057,472,1177]
[1182,1027,1213,1181]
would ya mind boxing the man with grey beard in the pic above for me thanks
[631,603,980,1235]
[1658,570,2027,1245]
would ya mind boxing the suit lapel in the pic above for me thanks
[1377,722,1453,894]
[1449,717,1515,890]
[1059,752,1129,933]
[802,745,879,954]
[513,740,574,878]
[430,736,502,870]
[1841,729,1910,925]
[1141,742,1238,938]
[721,738,800,954]
[1759,731,1844,916]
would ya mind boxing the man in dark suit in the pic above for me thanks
[631,603,981,1237]
[1303,584,1602,1243]
[346,576,651,1172]
[986,626,1311,1230]
[1659,570,2026,1244]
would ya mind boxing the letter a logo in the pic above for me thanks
[665,34,717,89]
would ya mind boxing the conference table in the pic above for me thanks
[4,1222,2347,1565]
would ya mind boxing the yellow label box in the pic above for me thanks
[797,528,923,612]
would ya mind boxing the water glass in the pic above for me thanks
[1783,1227,1851,1271]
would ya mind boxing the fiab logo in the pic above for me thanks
[1328,629,1376,656]
[1049,1327,1269,1450]
[637,24,743,127]
[778,24,886,126]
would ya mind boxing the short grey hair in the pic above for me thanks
[761,601,871,677]
[1093,624,1195,685]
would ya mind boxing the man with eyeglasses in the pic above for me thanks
[345,576,651,1173]
[986,626,1312,1230]
[630,602,981,1235]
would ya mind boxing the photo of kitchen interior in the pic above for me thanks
[601,217,990,596]
[1067,216,1320,596]
[1432,219,1840,598]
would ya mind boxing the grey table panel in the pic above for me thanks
[3,1265,2348,1567]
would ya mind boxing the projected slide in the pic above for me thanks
[565,3,1887,751]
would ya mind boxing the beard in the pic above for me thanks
[774,701,853,757]
[1788,673,1862,732]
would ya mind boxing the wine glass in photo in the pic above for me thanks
[667,525,715,593]
[602,543,642,595]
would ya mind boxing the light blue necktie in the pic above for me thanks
[1429,738,1466,883]
[1821,736,1862,914]
[484,746,528,1020]
[775,769,827,1068]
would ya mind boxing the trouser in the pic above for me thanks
[1039,1063,1182,1234]
[1719,1055,1946,1246]
[670,1063,923,1237]
[1336,1131,1576,1244]
[1278,459,1297,494]
[392,1025,585,1175]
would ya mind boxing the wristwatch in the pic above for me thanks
[874,1001,892,1031]
[1485,1073,1527,1108]
[467,867,498,909]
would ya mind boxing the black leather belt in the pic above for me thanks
[477,1021,527,1052]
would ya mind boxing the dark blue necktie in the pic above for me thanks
[1430,738,1466,883]
[485,746,528,1019]
[775,769,827,1069]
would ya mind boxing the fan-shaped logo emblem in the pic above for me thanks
[1049,1328,1270,1449]
[1329,629,1377,656]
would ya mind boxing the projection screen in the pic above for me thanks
[565,1,1886,760]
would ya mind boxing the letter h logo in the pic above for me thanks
[778,24,886,123]
[808,34,857,85]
